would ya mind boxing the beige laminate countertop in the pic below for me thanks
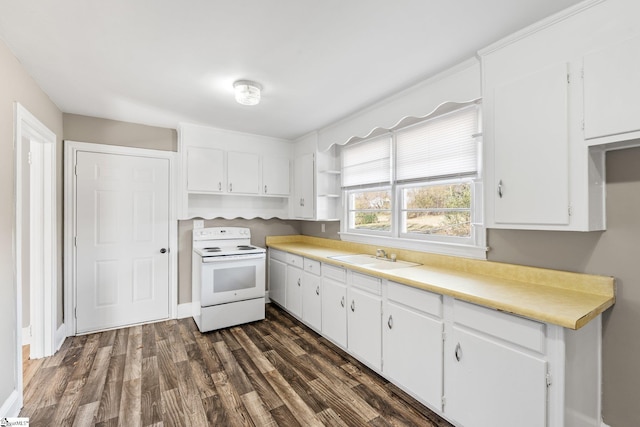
[265,235,615,330]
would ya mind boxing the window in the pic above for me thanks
[340,104,485,258]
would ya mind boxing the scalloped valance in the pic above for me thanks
[317,57,481,152]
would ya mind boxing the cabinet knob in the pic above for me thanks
[455,343,462,362]
[350,300,355,312]
[387,315,393,329]
[160,248,168,254]
[315,286,320,296]
[498,180,503,198]
[340,296,345,307]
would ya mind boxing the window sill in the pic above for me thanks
[338,232,488,260]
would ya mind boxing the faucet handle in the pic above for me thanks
[390,253,397,262]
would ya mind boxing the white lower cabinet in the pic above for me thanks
[347,272,382,371]
[270,250,603,427]
[268,250,287,307]
[383,282,444,412]
[285,254,304,318]
[445,299,548,427]
[301,259,322,331]
[321,265,347,348]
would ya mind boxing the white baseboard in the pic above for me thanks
[21,326,30,346]
[55,323,66,352]
[0,389,21,418]
[176,303,193,319]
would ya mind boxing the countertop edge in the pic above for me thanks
[266,237,616,330]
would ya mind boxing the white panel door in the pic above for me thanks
[186,146,224,192]
[347,287,382,371]
[263,156,290,196]
[227,151,260,194]
[301,271,321,331]
[321,276,347,348]
[75,151,170,333]
[286,265,303,318]
[293,153,314,218]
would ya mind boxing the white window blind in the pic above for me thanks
[341,135,391,187]
[396,105,478,182]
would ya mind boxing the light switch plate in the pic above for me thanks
[193,219,204,229]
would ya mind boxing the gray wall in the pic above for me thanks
[63,113,177,151]
[0,38,63,413]
[487,146,640,427]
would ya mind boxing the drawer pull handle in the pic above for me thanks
[387,315,393,329]
[340,296,345,307]
[455,343,462,362]
[498,180,503,198]
[264,185,268,193]
[315,286,320,296]
[297,278,301,286]
[351,300,355,312]
[218,182,222,191]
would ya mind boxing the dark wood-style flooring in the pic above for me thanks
[21,304,453,426]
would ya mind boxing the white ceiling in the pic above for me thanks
[0,0,583,140]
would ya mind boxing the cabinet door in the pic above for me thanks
[228,152,260,194]
[347,287,382,371]
[321,276,347,348]
[584,35,640,140]
[383,302,443,411]
[187,147,224,192]
[268,258,287,307]
[446,326,547,427]
[286,265,303,318]
[493,62,570,225]
[293,153,315,218]
[263,156,290,196]
[302,272,321,331]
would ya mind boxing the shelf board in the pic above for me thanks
[318,169,341,175]
[318,194,340,198]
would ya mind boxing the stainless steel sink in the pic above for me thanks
[328,254,421,270]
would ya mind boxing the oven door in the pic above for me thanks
[200,254,266,306]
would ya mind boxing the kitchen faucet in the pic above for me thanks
[376,249,387,259]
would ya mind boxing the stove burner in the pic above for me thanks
[237,245,254,250]
[203,247,221,252]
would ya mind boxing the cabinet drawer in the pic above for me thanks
[388,281,442,318]
[453,299,545,354]
[323,264,346,282]
[286,253,304,268]
[269,249,287,262]
[351,272,382,295]
[304,258,321,276]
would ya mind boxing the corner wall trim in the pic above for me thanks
[177,303,193,319]
[0,390,21,418]
[55,323,66,352]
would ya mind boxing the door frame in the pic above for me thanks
[64,141,178,336]
[14,103,58,364]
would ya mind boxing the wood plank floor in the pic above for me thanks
[21,304,453,427]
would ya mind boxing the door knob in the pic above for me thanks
[160,248,168,254]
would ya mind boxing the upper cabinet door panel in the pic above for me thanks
[263,156,290,196]
[493,62,570,225]
[227,151,260,194]
[584,35,640,141]
[187,147,224,193]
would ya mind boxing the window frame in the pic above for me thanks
[340,105,486,259]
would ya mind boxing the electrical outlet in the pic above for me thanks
[193,219,204,229]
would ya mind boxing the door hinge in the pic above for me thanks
[74,236,77,247]
[546,373,552,387]
[441,396,446,409]
[442,331,446,342]
[74,307,77,319]
[74,164,78,176]
[568,206,573,217]
[27,151,32,165]
[567,73,570,84]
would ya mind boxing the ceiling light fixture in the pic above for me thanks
[233,80,262,106]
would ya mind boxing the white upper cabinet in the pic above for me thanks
[186,146,225,193]
[262,155,290,196]
[584,34,640,143]
[178,123,293,219]
[227,151,260,194]
[293,153,315,219]
[493,62,570,226]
